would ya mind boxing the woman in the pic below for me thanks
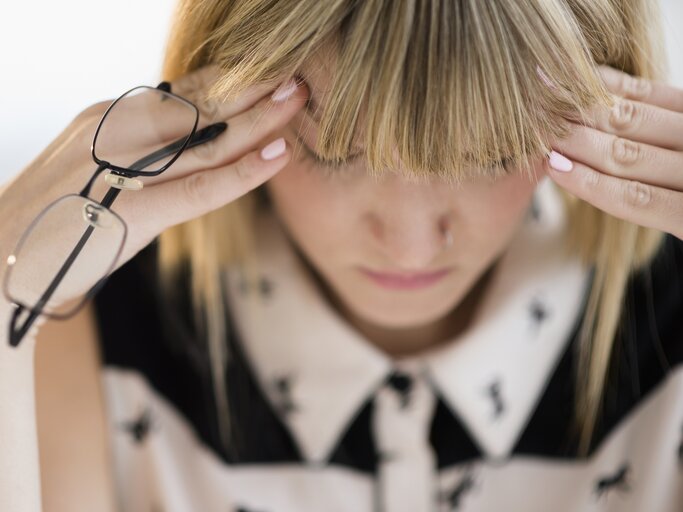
[1,0,682,510]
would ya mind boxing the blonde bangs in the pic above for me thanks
[160,0,668,456]
[197,0,620,183]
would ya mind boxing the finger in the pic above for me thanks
[551,124,683,192]
[98,66,295,157]
[597,65,683,113]
[546,154,683,241]
[170,64,290,125]
[132,80,308,186]
[131,138,291,237]
[585,96,683,152]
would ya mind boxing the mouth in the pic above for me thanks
[357,266,453,290]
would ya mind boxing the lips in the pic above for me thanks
[358,266,453,290]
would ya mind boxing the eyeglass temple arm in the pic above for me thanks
[8,222,96,346]
[8,121,227,347]
[79,121,227,200]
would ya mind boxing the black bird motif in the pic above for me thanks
[484,378,505,420]
[119,406,156,444]
[387,371,413,409]
[439,468,477,510]
[258,276,274,298]
[594,462,631,499]
[271,375,298,416]
[238,275,275,298]
[527,294,552,336]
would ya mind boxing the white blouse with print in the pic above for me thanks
[93,176,683,512]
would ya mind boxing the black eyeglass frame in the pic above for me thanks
[4,81,228,348]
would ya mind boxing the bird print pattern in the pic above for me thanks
[119,405,157,444]
[238,274,275,299]
[270,374,298,416]
[484,378,506,420]
[439,468,478,511]
[594,462,631,499]
[527,293,553,336]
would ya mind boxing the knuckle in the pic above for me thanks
[620,73,652,100]
[183,171,211,203]
[181,89,219,122]
[177,70,205,97]
[233,155,256,182]
[623,180,652,209]
[611,136,641,167]
[580,167,601,193]
[193,138,218,162]
[609,98,637,129]
[197,95,221,122]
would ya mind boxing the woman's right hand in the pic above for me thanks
[0,65,309,307]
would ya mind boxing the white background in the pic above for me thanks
[0,0,681,183]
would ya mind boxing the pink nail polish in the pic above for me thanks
[271,79,298,102]
[548,151,573,172]
[261,138,286,160]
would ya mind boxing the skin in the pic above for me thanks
[263,52,548,358]
[546,65,683,245]
[264,62,683,358]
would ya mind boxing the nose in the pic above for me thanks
[365,175,454,271]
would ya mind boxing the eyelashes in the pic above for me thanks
[296,134,515,177]
[295,136,362,175]
[307,151,357,170]
[487,157,516,175]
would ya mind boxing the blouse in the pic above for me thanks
[92,176,683,512]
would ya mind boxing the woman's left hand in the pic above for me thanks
[545,65,683,241]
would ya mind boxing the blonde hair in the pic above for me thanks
[157,0,668,457]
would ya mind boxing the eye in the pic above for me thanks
[485,157,516,176]
[296,135,363,175]
[308,151,350,170]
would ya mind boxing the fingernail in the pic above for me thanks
[261,137,286,160]
[548,150,573,172]
[271,78,298,102]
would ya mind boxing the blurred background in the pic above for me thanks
[0,0,681,182]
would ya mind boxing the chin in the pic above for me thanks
[338,282,465,329]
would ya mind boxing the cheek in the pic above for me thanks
[458,171,541,242]
[264,161,360,251]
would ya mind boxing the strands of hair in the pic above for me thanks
[159,0,668,457]
[200,0,616,186]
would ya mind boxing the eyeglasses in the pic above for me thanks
[3,81,227,348]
